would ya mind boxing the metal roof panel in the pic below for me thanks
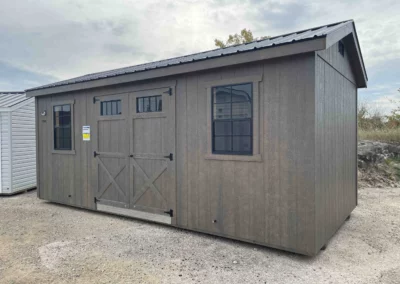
[27,20,354,92]
[0,92,28,108]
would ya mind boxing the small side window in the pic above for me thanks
[137,95,162,113]
[212,83,253,155]
[54,104,72,150]
[101,100,122,116]
[338,40,345,57]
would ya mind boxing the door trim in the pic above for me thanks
[128,86,177,224]
[97,203,172,224]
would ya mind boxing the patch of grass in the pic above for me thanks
[385,157,400,176]
[359,129,400,144]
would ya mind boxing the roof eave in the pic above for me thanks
[26,37,326,97]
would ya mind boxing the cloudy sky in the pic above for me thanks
[0,0,398,113]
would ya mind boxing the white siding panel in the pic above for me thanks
[11,99,37,192]
[0,112,10,193]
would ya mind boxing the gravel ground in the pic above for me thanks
[0,188,399,284]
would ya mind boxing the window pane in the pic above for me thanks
[54,115,60,127]
[61,115,71,127]
[214,136,232,152]
[64,137,71,150]
[136,96,162,113]
[213,86,231,103]
[149,97,155,112]
[233,136,251,152]
[100,100,122,116]
[62,105,71,112]
[213,103,231,120]
[54,128,61,149]
[60,135,65,150]
[232,120,251,135]
[117,100,122,114]
[214,121,232,136]
[137,98,143,113]
[54,104,72,150]
[101,102,106,115]
[144,97,150,112]
[232,101,251,119]
[112,101,117,115]
[231,84,252,102]
[157,96,162,111]
[63,127,71,140]
[105,102,110,115]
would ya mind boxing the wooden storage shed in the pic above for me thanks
[0,92,36,195]
[26,20,367,255]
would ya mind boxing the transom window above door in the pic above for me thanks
[212,83,253,155]
[101,100,122,116]
[137,95,162,113]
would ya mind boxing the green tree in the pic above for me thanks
[214,29,270,48]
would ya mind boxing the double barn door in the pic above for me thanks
[92,88,175,224]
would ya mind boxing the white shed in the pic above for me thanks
[0,92,36,195]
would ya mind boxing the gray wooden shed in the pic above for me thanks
[26,20,367,255]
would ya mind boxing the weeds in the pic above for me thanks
[358,101,400,143]
[359,129,400,144]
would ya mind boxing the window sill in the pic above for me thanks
[52,150,76,155]
[205,153,262,162]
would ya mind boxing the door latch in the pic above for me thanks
[164,209,173,217]
[164,153,173,161]
[94,151,98,157]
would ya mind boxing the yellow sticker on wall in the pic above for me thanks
[82,126,90,141]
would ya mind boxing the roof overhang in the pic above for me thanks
[0,97,33,112]
[324,21,368,88]
[26,38,327,97]
[26,21,367,97]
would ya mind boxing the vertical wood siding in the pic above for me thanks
[263,55,316,253]
[315,54,357,251]
[36,50,356,255]
[316,39,356,84]
[37,93,88,207]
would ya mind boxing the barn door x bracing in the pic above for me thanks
[93,88,176,225]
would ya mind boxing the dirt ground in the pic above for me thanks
[0,188,399,284]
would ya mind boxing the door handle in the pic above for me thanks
[164,153,173,161]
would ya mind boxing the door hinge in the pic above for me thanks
[164,153,173,161]
[164,209,173,217]
[93,97,99,104]
[163,88,172,96]
[94,197,97,203]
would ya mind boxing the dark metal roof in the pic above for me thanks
[28,20,353,92]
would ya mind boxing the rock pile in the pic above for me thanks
[358,140,400,188]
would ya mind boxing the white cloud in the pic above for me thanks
[0,0,398,107]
